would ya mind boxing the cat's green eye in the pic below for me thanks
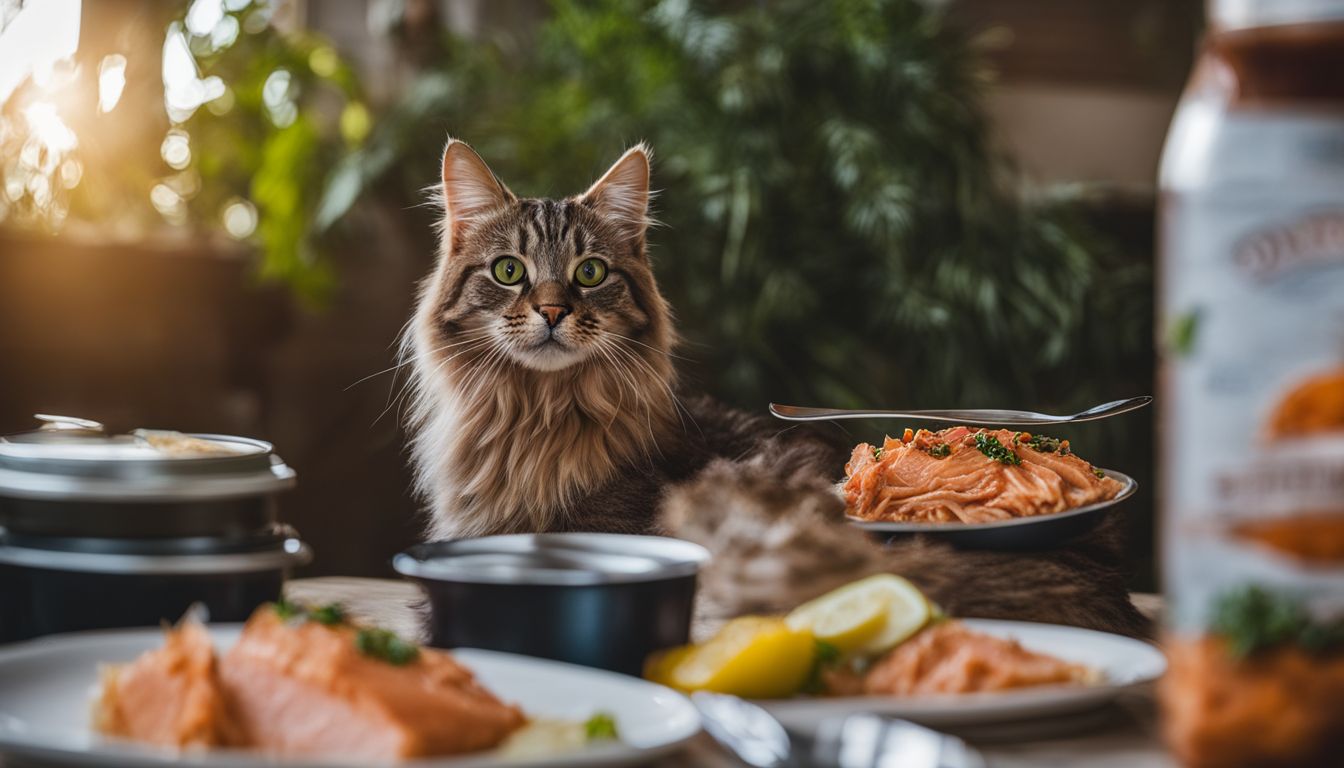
[574,258,608,288]
[492,257,526,286]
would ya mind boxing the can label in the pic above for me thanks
[1162,108,1344,634]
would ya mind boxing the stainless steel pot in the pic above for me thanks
[395,533,709,675]
[0,415,295,538]
[0,416,310,643]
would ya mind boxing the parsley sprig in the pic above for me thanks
[355,627,420,666]
[272,600,347,626]
[584,713,620,741]
[973,433,1020,465]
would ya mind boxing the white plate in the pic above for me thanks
[0,626,700,767]
[761,619,1166,733]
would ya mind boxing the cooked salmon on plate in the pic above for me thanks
[95,603,525,760]
[843,426,1123,524]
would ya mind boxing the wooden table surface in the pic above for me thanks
[287,577,1176,768]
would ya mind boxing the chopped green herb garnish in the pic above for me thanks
[308,603,346,626]
[927,443,951,458]
[973,433,1020,465]
[355,628,420,666]
[801,639,842,694]
[273,599,347,626]
[272,599,299,620]
[584,712,620,741]
[872,446,884,460]
[1092,468,1106,479]
[1024,434,1063,453]
[1211,585,1344,658]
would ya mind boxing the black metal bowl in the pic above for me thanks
[849,469,1137,550]
[395,533,709,676]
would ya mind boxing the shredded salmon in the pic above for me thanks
[843,427,1123,524]
[860,621,1095,695]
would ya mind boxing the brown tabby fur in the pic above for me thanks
[407,139,1148,638]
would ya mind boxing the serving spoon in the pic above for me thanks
[768,395,1151,426]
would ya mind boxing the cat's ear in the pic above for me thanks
[441,138,513,236]
[579,143,652,239]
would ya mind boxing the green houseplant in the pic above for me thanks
[324,0,1153,420]
[0,0,366,302]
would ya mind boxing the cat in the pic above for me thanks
[404,138,1149,638]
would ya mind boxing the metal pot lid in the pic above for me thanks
[394,533,710,586]
[0,415,296,502]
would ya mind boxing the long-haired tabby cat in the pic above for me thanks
[405,139,1147,637]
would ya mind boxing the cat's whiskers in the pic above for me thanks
[594,338,666,462]
[375,336,495,427]
[455,340,511,398]
[605,336,701,439]
[590,342,655,447]
[601,329,694,363]
[348,328,497,394]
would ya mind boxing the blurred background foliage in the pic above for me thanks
[0,0,366,302]
[0,0,1154,445]
[325,0,1153,421]
[0,0,1160,578]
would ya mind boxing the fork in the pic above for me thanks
[768,396,1152,426]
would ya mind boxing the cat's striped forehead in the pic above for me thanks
[515,198,591,262]
[460,195,629,276]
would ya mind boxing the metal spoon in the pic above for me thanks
[768,395,1152,426]
[692,691,988,768]
[692,691,792,767]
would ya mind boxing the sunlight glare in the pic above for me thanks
[150,182,187,224]
[160,130,192,170]
[163,23,225,123]
[262,68,297,127]
[98,54,127,113]
[185,0,225,36]
[23,102,77,155]
[223,197,258,238]
[0,0,80,104]
[59,158,82,189]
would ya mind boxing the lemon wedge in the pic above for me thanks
[786,574,932,656]
[668,616,815,699]
[785,585,888,653]
[643,644,693,688]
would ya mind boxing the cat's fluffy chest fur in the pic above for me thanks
[407,341,678,539]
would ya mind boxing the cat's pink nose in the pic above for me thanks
[536,304,570,328]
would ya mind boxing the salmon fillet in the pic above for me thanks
[219,608,525,760]
[860,621,1094,695]
[843,427,1123,523]
[95,607,526,760]
[93,621,243,749]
